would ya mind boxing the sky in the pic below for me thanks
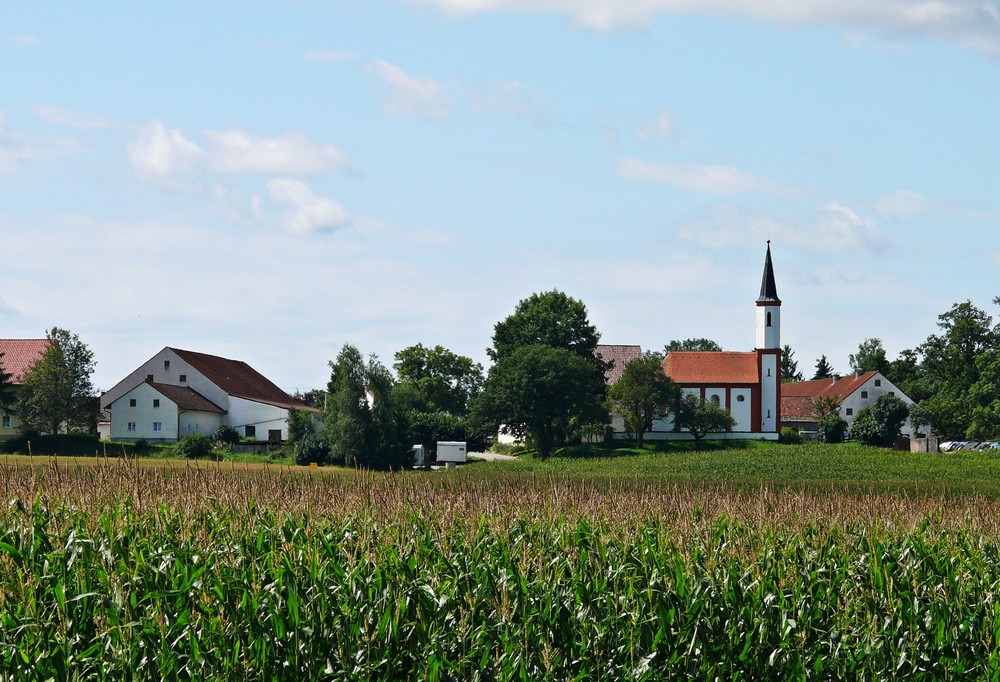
[2,1,999,394]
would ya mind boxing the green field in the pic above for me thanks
[3,445,1000,679]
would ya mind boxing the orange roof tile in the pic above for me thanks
[782,372,876,401]
[780,396,818,420]
[149,383,225,413]
[0,339,50,384]
[663,351,759,385]
[595,344,643,384]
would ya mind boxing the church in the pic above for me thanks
[598,243,782,441]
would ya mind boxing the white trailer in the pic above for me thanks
[436,441,467,468]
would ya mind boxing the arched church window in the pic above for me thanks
[766,312,772,327]
[710,395,720,406]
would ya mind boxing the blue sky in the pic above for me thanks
[2,1,999,393]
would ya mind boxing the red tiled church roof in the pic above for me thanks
[169,348,303,409]
[780,396,818,420]
[663,351,759,385]
[0,339,50,384]
[594,344,643,384]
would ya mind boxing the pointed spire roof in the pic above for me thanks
[757,241,781,304]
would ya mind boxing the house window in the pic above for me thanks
[146,374,154,383]
[2,415,10,429]
[861,391,868,399]
[179,374,187,382]
[127,422,137,432]
[268,429,282,443]
[874,379,881,387]
[889,391,895,396]
[245,425,256,438]
[846,408,853,416]
[164,360,170,370]
[153,399,160,408]
[153,422,162,432]
[129,399,137,407]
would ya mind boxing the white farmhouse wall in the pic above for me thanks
[100,348,231,413]
[840,373,915,436]
[178,411,223,438]
[109,383,180,441]
[227,397,289,440]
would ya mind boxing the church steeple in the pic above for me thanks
[757,240,781,305]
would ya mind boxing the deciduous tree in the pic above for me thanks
[664,338,722,353]
[849,394,909,446]
[489,290,601,365]
[674,393,736,447]
[472,344,608,459]
[849,338,889,374]
[607,352,677,448]
[16,327,96,435]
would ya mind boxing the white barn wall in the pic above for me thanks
[228,397,290,440]
[109,383,180,442]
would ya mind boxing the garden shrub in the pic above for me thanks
[175,434,214,460]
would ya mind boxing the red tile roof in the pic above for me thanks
[0,339,50,384]
[782,372,876,401]
[149,383,225,413]
[663,351,759,385]
[595,344,643,384]
[169,348,303,409]
[780,396,818,421]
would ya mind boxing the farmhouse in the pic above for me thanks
[602,243,783,441]
[0,338,50,440]
[781,371,915,437]
[100,347,313,443]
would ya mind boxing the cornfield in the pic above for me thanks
[2,457,1000,679]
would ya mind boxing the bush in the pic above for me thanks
[213,425,241,448]
[294,435,330,466]
[818,413,848,444]
[850,394,910,446]
[175,434,214,460]
[779,427,802,444]
[0,433,101,456]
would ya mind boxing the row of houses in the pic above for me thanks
[2,244,914,445]
[0,342,317,443]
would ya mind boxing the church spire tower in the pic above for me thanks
[756,240,781,350]
[755,241,781,433]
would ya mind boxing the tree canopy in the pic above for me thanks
[812,355,834,380]
[393,343,484,416]
[664,338,722,354]
[607,352,677,448]
[781,344,803,383]
[849,394,910,446]
[16,328,96,435]
[848,338,889,375]
[674,394,735,446]
[472,344,607,459]
[489,290,601,364]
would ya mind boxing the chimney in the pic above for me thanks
[831,374,840,384]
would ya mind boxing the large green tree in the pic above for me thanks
[16,327,96,435]
[919,300,1000,438]
[674,394,736,447]
[472,344,608,459]
[393,344,484,416]
[323,344,411,470]
[781,344,803,383]
[664,338,722,354]
[848,338,889,375]
[489,290,601,365]
[607,352,677,448]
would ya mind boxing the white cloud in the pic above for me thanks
[35,105,111,129]
[617,157,784,194]
[370,60,451,117]
[472,80,553,124]
[876,190,936,218]
[637,108,677,140]
[0,111,81,172]
[675,202,894,254]
[266,178,352,234]
[205,129,349,175]
[9,34,44,45]
[413,0,1000,56]
[127,120,206,180]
